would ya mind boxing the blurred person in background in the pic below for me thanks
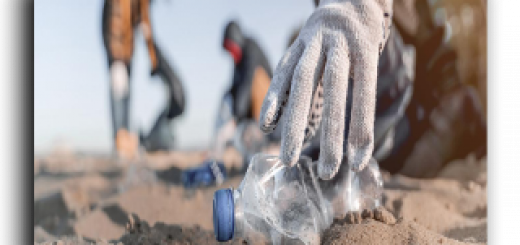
[212,20,281,165]
[265,0,486,179]
[102,0,185,159]
[182,21,279,189]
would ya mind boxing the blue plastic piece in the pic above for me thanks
[182,160,227,188]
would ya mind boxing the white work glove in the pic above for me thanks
[259,0,393,179]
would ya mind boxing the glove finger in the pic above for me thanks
[281,36,324,167]
[259,40,305,133]
[318,45,350,180]
[347,45,379,172]
[303,39,327,144]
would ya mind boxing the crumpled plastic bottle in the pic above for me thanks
[319,157,383,218]
[213,153,383,245]
[181,160,226,188]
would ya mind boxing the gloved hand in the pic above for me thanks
[259,0,393,179]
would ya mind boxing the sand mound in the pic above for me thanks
[323,206,483,245]
[323,218,473,245]
[118,213,244,245]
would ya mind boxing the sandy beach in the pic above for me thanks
[34,149,486,244]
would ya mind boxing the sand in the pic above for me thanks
[34,150,487,244]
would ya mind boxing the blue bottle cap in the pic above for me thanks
[213,188,235,242]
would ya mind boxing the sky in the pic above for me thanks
[35,0,314,154]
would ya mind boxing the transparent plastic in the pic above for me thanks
[320,158,383,218]
[211,94,236,162]
[233,120,268,164]
[118,164,157,193]
[222,153,383,245]
[232,154,330,245]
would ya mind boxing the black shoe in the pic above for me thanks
[140,111,176,152]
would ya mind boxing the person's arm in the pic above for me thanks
[232,58,255,122]
[139,0,158,72]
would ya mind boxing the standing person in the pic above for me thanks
[102,0,185,159]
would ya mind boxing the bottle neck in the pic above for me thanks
[232,189,245,238]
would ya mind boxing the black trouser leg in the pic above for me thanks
[140,44,185,152]
[153,43,185,119]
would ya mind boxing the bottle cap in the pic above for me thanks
[213,188,235,241]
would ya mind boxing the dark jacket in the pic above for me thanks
[228,38,273,122]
